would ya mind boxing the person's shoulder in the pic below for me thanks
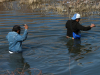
[66,20,72,23]
[9,32,20,37]
[7,32,13,35]
[67,20,71,22]
[9,32,18,34]
[7,32,19,38]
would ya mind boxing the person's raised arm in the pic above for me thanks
[15,24,28,41]
[77,23,95,31]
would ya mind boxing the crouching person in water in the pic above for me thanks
[6,24,28,54]
[65,13,95,39]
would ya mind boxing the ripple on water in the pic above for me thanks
[0,1,100,75]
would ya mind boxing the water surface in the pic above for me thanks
[0,1,100,75]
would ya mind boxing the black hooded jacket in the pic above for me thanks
[65,20,91,37]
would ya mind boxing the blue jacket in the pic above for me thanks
[6,29,28,52]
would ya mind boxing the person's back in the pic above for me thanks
[66,20,78,37]
[6,24,28,53]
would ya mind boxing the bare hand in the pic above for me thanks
[24,24,28,29]
[90,24,95,28]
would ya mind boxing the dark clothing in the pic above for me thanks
[65,20,91,37]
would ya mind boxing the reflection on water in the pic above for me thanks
[8,53,31,74]
[66,39,81,55]
[66,39,93,61]
[0,52,42,75]
[0,0,100,75]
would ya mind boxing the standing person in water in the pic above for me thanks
[65,13,95,39]
[6,24,28,54]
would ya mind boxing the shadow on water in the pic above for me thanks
[65,39,93,61]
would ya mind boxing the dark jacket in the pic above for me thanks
[65,20,91,37]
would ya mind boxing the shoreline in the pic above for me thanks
[19,0,100,16]
[0,0,100,17]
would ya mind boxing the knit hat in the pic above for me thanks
[71,13,81,20]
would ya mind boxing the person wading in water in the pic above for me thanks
[65,13,95,39]
[6,24,28,54]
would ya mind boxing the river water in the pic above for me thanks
[0,0,100,75]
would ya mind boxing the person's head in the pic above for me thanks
[71,13,81,22]
[12,25,21,34]
[76,18,80,22]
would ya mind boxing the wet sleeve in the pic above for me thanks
[77,23,91,31]
[15,29,28,42]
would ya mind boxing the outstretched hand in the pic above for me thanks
[24,24,28,29]
[90,24,95,28]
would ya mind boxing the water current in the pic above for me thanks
[0,0,100,75]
